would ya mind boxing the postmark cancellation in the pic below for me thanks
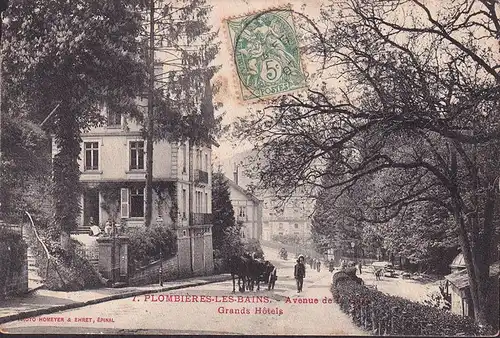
[225,9,307,101]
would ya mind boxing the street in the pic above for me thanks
[1,248,366,335]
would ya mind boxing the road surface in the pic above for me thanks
[2,248,366,335]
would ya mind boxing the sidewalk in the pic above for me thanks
[0,274,231,325]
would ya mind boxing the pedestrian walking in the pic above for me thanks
[317,259,321,272]
[294,255,306,293]
[358,261,362,274]
[329,259,335,272]
[340,259,346,270]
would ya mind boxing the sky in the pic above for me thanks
[205,0,325,163]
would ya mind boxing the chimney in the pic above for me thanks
[233,163,239,185]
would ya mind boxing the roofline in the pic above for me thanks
[225,176,261,204]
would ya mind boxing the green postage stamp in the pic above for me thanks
[226,10,307,101]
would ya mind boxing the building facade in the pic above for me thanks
[52,102,214,276]
[226,177,262,240]
[261,195,314,243]
[217,150,314,243]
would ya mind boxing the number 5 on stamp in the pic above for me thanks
[226,9,307,101]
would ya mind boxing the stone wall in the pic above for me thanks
[0,239,28,299]
[128,226,214,286]
[129,255,180,286]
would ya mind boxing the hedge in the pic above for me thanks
[128,226,177,272]
[0,227,27,298]
[0,227,26,274]
[331,272,486,336]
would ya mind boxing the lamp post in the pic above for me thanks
[159,250,163,286]
[111,221,117,283]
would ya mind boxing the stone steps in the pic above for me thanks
[72,226,91,235]
[26,247,44,286]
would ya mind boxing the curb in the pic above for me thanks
[0,275,232,325]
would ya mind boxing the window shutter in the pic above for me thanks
[121,188,129,218]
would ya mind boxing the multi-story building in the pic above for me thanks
[226,176,262,240]
[52,101,214,276]
[261,194,314,243]
[218,149,313,243]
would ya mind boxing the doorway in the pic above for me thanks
[83,189,100,226]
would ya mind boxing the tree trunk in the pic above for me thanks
[448,143,494,327]
[144,0,155,228]
[53,107,82,252]
[453,202,492,327]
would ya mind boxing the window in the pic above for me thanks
[182,144,187,173]
[239,206,246,217]
[130,188,144,217]
[294,223,299,229]
[84,142,99,171]
[204,153,208,171]
[196,191,202,213]
[130,141,144,170]
[205,192,208,213]
[199,192,203,213]
[278,223,283,229]
[196,149,202,170]
[107,109,122,128]
[182,189,187,219]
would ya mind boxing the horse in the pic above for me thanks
[228,255,251,293]
[245,258,267,291]
[375,268,383,281]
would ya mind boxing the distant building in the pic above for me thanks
[226,177,262,240]
[218,149,257,191]
[261,194,314,243]
[218,150,314,243]
[444,253,499,324]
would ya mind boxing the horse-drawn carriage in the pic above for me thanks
[229,254,278,293]
[371,261,395,279]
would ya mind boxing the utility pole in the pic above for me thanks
[0,0,9,220]
[145,0,155,227]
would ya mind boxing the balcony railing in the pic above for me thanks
[190,213,213,225]
[194,169,209,184]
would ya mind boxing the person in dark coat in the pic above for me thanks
[294,255,306,293]
[317,259,321,272]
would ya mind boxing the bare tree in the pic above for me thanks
[235,0,499,326]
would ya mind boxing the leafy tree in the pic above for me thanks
[2,0,146,250]
[313,161,460,270]
[211,171,243,267]
[136,0,223,226]
[235,0,499,326]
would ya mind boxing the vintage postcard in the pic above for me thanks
[0,0,498,336]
